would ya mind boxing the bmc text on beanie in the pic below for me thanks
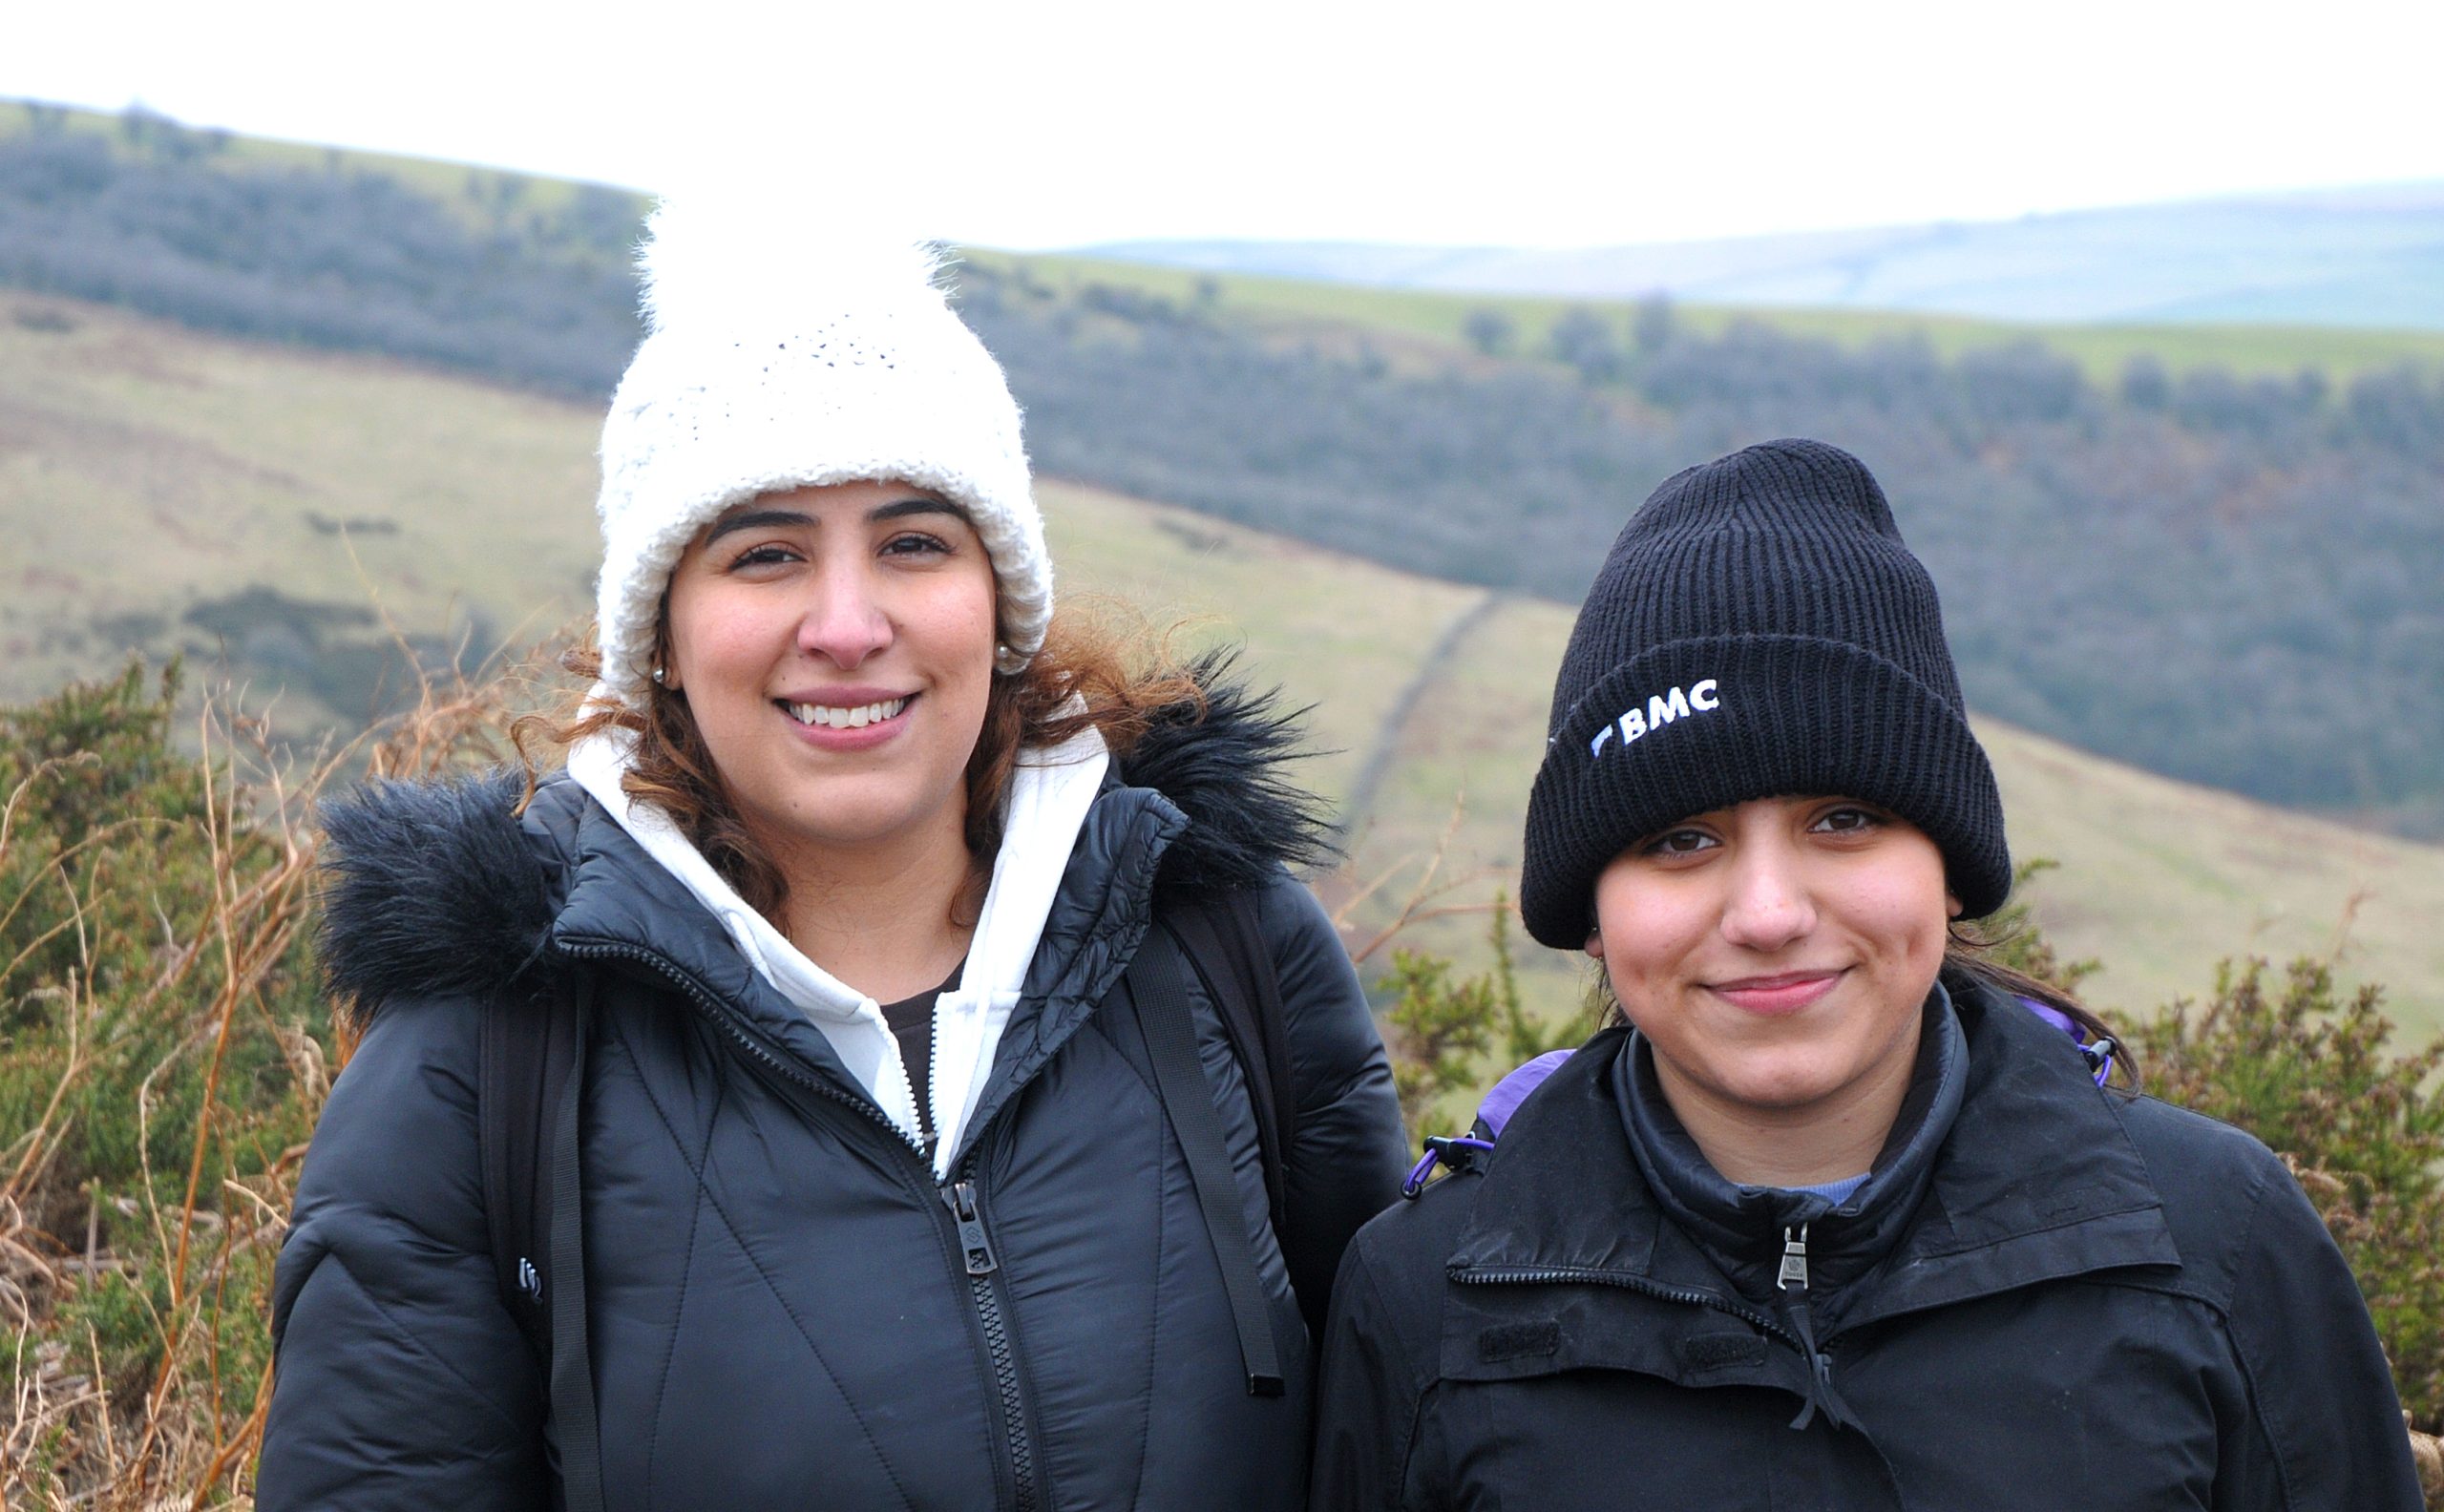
[1519,438,2011,948]
[589,201,1050,710]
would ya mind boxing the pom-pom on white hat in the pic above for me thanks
[590,199,1048,709]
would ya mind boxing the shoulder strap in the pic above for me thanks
[1127,924,1287,1397]
[477,970,605,1509]
[1162,889,1294,1228]
[1401,1048,1575,1198]
[546,974,607,1512]
[478,980,568,1362]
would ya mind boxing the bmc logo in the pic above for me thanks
[1590,679,1721,757]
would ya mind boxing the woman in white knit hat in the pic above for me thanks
[257,204,1408,1511]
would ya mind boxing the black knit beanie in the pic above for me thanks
[1520,438,2011,949]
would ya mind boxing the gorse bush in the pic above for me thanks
[1379,949,1496,1140]
[1,662,328,1505]
[1379,891,1600,1139]
[2124,958,2444,1427]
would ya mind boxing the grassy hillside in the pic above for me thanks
[0,288,601,719]
[6,287,2437,1033]
[973,248,2444,386]
[0,96,645,230]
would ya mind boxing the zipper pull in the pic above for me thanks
[1775,1221,1856,1433]
[943,1180,999,1276]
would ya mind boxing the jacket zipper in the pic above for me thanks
[556,940,1043,1512]
[1777,1223,1847,1431]
[1455,1264,1801,1350]
[945,1173,1039,1512]
[1461,1238,1853,1434]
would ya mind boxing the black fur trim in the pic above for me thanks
[1121,648,1338,892]
[317,768,554,1019]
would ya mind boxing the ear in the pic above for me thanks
[653,620,681,693]
[1946,892,1964,920]
[1585,928,1607,961]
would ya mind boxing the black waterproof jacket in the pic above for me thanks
[1313,980,2422,1510]
[260,693,1408,1511]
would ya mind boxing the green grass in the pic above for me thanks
[8,288,2440,1038]
[969,248,2444,384]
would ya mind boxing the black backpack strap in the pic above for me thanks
[479,981,558,1362]
[1163,890,1295,1228]
[1127,924,1287,1397]
[477,968,604,1509]
[545,972,607,1512]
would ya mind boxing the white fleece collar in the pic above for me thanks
[566,724,1110,1177]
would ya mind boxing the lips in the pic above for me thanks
[1708,969,1844,1016]
[771,689,917,748]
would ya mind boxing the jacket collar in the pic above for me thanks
[1445,980,2179,1337]
[561,724,1112,1170]
[1621,984,1970,1298]
[562,724,1110,1024]
[539,759,1184,1169]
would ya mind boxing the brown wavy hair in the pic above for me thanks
[514,598,1202,923]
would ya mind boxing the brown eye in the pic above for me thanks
[1640,828,1715,858]
[727,543,799,570]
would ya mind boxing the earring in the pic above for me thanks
[994,643,1026,675]
[650,664,667,684]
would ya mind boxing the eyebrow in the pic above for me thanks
[873,498,972,526]
[704,497,970,545]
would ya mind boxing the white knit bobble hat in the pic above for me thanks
[589,200,1050,710]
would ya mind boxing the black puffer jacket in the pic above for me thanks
[260,690,1408,1511]
[1313,980,2423,1510]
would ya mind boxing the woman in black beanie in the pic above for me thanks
[1310,439,2422,1509]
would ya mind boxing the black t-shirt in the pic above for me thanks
[878,962,963,1159]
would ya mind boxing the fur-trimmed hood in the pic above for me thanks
[317,655,1333,1018]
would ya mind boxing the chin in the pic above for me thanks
[1710,1059,1853,1113]
[754,779,962,854]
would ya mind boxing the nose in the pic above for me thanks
[794,557,893,669]
[1717,840,1816,953]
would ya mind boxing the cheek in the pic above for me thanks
[1843,860,1955,979]
[931,577,1001,685]
[669,612,777,709]
[662,570,764,682]
[1589,874,1709,1004]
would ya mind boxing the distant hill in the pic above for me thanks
[4,290,2439,1034]
[1086,181,2444,330]
[8,98,2444,842]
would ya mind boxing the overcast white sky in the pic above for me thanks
[9,0,2441,250]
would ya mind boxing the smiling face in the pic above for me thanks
[660,479,999,872]
[1589,795,1960,1148]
